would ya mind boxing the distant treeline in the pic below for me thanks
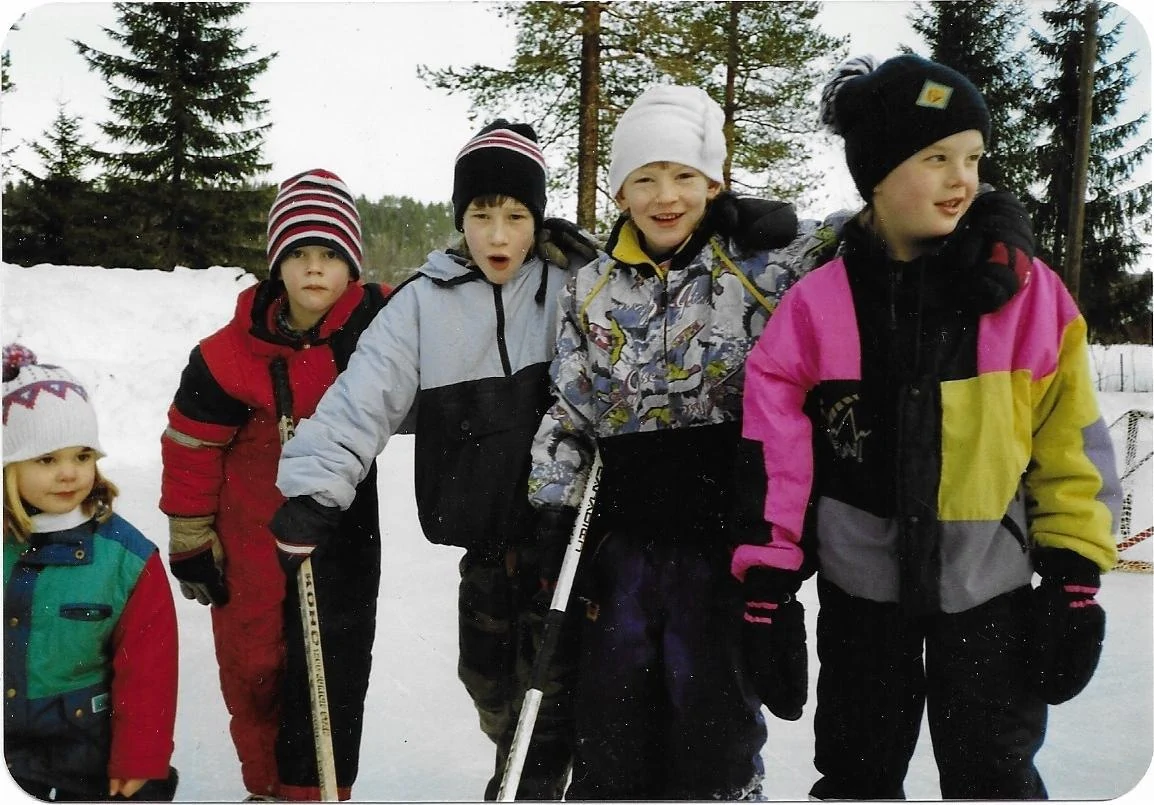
[1,177,457,286]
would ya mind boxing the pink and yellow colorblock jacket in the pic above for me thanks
[734,220,1120,615]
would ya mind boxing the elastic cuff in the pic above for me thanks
[1034,547,1101,586]
[743,566,803,600]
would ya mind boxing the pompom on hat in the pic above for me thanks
[608,84,727,197]
[3,344,103,466]
[819,54,991,200]
[452,119,548,231]
[267,168,364,279]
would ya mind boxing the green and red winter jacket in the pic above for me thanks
[4,509,178,794]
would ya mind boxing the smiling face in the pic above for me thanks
[616,161,721,258]
[462,196,537,285]
[871,129,985,261]
[278,244,353,329]
[11,446,98,515]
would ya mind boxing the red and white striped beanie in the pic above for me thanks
[267,168,363,279]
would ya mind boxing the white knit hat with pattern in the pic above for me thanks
[3,344,103,466]
[608,84,727,197]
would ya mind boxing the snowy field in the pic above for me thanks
[1,262,1151,802]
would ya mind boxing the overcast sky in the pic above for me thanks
[1,0,1150,219]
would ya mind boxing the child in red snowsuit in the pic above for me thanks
[159,169,389,801]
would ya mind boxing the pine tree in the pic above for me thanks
[419,1,843,229]
[74,2,274,269]
[2,46,17,176]
[1031,0,1151,341]
[2,102,99,266]
[23,103,91,181]
[909,0,1040,197]
[638,1,844,204]
[419,1,652,228]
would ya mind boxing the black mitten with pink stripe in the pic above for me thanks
[1030,548,1106,705]
[741,567,807,721]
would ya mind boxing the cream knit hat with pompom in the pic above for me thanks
[2,344,103,465]
[608,84,727,197]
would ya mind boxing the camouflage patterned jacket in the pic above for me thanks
[528,199,842,539]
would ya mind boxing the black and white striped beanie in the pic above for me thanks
[452,120,548,231]
[267,168,364,279]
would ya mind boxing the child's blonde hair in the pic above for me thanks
[3,460,119,543]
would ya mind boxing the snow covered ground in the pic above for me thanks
[2,263,1151,802]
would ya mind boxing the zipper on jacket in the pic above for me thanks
[1000,513,1029,552]
[493,284,512,377]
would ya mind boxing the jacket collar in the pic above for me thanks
[22,517,96,567]
[239,280,368,350]
[841,213,1019,316]
[604,193,736,279]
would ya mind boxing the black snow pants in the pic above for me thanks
[457,547,579,801]
[276,472,382,800]
[809,577,1048,800]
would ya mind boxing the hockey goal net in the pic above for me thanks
[1111,408,1153,573]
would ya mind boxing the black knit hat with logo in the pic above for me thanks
[452,119,548,231]
[820,54,991,200]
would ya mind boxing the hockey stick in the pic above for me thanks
[497,449,603,801]
[270,357,339,802]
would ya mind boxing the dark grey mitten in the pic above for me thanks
[1030,548,1106,705]
[537,217,600,269]
[741,567,808,721]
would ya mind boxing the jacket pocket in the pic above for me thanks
[56,685,113,780]
[59,603,113,622]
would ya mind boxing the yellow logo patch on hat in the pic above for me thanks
[916,80,954,110]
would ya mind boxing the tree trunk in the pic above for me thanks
[576,2,602,231]
[722,2,739,187]
[1064,0,1098,303]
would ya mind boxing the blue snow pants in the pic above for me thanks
[565,530,767,800]
[809,577,1048,800]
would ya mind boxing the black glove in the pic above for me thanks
[534,505,578,608]
[742,567,807,721]
[941,187,1034,314]
[713,192,799,253]
[269,495,342,574]
[537,217,600,269]
[1030,548,1106,705]
[168,515,229,607]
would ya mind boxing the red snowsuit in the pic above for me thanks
[159,279,387,799]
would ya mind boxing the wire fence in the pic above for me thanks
[1089,344,1152,393]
